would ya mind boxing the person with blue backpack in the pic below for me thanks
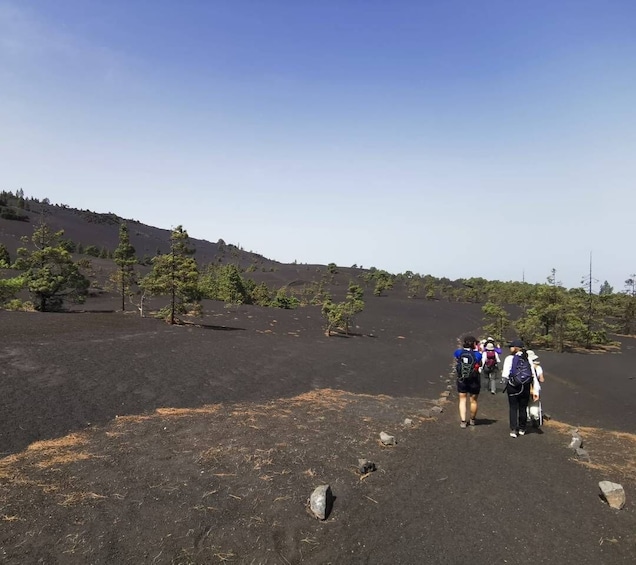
[501,339,540,438]
[453,335,482,428]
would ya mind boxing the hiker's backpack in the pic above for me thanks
[484,350,497,373]
[456,350,478,381]
[509,354,533,386]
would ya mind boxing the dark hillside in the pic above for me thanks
[0,199,278,269]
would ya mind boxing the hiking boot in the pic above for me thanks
[510,431,517,438]
[460,421,467,429]
[469,419,476,426]
[518,430,526,436]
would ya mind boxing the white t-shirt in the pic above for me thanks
[501,352,541,394]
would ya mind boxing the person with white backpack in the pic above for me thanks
[501,339,541,438]
[526,350,544,427]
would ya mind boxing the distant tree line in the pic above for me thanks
[376,267,631,351]
[0,222,367,335]
[4,211,631,348]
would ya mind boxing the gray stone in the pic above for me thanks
[419,409,433,418]
[599,481,626,510]
[380,431,396,446]
[568,436,583,450]
[430,405,444,414]
[440,391,450,398]
[357,459,376,474]
[575,447,591,462]
[403,418,413,427]
[309,485,333,520]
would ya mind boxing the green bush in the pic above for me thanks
[271,288,299,309]
[84,245,100,257]
[0,207,29,222]
[3,299,35,311]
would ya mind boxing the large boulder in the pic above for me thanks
[380,432,396,446]
[599,481,626,510]
[309,484,334,520]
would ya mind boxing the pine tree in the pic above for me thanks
[0,243,10,267]
[217,264,248,304]
[481,302,510,343]
[322,282,365,336]
[14,221,89,311]
[141,225,198,324]
[112,222,137,311]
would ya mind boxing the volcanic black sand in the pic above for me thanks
[1,297,635,564]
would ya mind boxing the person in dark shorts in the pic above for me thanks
[453,335,482,428]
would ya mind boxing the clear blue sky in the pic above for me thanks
[2,0,635,290]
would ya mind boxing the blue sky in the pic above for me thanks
[1,1,635,290]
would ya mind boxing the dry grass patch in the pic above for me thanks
[546,420,636,483]
[155,406,222,417]
[0,388,436,517]
[26,433,88,452]
[0,432,94,480]
[34,452,94,469]
[59,491,108,506]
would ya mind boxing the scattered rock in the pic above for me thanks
[419,409,433,418]
[542,413,551,421]
[568,436,583,450]
[430,405,444,414]
[599,481,626,510]
[440,391,450,398]
[309,485,334,520]
[357,459,376,474]
[575,447,591,462]
[380,432,396,446]
[403,418,413,427]
[446,384,453,390]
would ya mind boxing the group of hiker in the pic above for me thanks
[453,335,545,438]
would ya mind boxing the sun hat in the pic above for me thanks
[527,350,539,362]
[507,339,524,348]
[485,342,495,351]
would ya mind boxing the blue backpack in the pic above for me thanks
[456,350,478,381]
[510,354,533,386]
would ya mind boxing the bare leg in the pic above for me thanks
[470,394,478,420]
[458,392,468,422]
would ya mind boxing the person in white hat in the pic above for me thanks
[481,340,501,394]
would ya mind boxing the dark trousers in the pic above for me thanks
[507,384,531,431]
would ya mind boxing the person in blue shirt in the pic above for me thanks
[453,335,482,428]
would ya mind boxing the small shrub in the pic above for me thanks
[4,299,25,311]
